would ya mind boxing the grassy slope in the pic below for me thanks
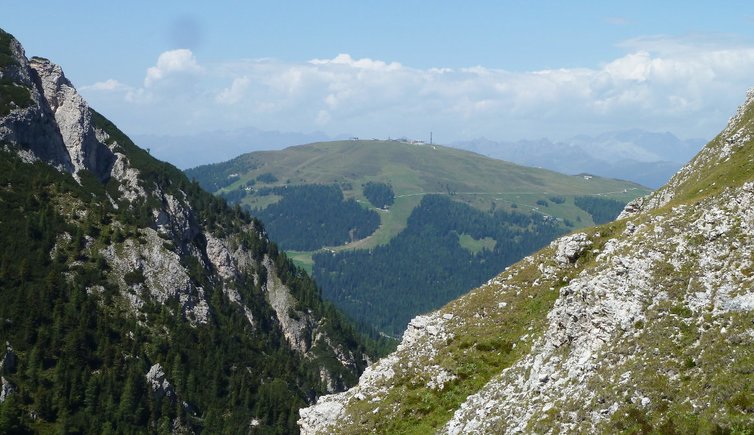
[191,140,650,268]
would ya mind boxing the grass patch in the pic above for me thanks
[287,250,314,275]
[457,233,497,254]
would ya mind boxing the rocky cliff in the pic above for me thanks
[299,90,754,432]
[0,28,375,433]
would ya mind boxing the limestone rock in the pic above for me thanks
[263,256,313,354]
[0,376,14,403]
[0,38,73,172]
[102,228,210,325]
[553,232,591,265]
[205,232,237,280]
[29,57,115,181]
[146,363,175,401]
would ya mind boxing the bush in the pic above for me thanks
[123,269,146,286]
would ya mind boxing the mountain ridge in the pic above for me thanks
[453,130,705,188]
[187,139,649,252]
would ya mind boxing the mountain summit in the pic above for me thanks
[299,89,754,432]
[0,28,379,433]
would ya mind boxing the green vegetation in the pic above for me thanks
[0,78,32,116]
[362,181,394,208]
[253,184,380,251]
[257,172,279,183]
[0,29,18,68]
[574,195,627,224]
[662,102,754,207]
[313,195,564,335]
[457,233,496,254]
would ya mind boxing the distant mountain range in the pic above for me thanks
[453,130,706,188]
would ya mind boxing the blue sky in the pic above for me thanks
[5,1,754,144]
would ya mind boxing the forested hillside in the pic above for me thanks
[0,28,385,434]
[574,195,628,224]
[313,195,564,335]
[253,184,380,251]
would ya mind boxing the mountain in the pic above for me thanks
[187,141,649,336]
[0,28,383,434]
[298,90,754,432]
[133,128,338,170]
[454,130,706,188]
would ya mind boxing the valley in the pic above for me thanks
[3,4,751,434]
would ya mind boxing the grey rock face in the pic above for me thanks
[146,363,176,401]
[206,232,238,280]
[0,40,73,172]
[0,376,14,403]
[263,256,314,354]
[553,232,591,266]
[102,228,210,325]
[29,57,115,181]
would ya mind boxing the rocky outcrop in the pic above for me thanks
[205,232,238,280]
[0,31,123,185]
[0,376,14,403]
[263,256,314,354]
[29,57,115,181]
[102,228,210,325]
[0,34,73,172]
[146,363,176,401]
[154,191,198,245]
[553,232,591,266]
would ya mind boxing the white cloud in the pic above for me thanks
[81,79,130,92]
[310,53,403,71]
[216,76,250,105]
[144,49,202,87]
[83,37,754,143]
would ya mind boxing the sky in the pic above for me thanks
[5,1,754,145]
